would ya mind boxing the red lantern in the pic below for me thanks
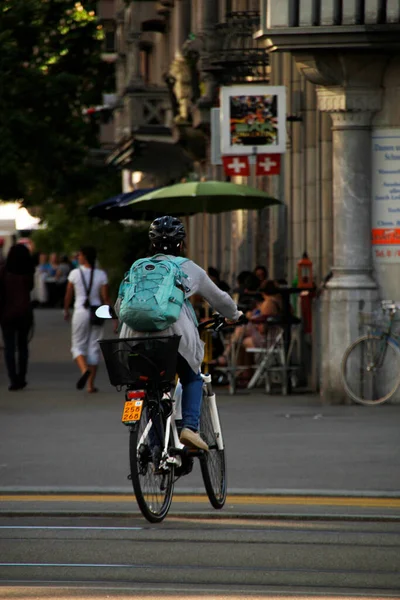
[297,252,313,289]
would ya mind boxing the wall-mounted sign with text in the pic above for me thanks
[372,129,400,263]
[220,85,286,156]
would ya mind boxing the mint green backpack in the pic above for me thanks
[118,255,192,332]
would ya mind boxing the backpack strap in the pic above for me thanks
[172,256,189,266]
[169,257,199,327]
[117,272,129,298]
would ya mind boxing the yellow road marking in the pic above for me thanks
[0,494,399,509]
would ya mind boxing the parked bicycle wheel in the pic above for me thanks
[129,399,174,523]
[199,392,227,509]
[341,334,400,405]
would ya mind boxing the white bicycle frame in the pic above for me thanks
[137,373,224,473]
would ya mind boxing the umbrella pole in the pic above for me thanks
[183,216,190,258]
[202,209,212,372]
[204,210,209,318]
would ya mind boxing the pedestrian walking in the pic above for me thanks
[45,253,59,307]
[0,244,35,391]
[55,255,72,307]
[0,238,6,269]
[34,253,50,306]
[63,246,111,393]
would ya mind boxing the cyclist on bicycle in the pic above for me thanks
[116,216,242,451]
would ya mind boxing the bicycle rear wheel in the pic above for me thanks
[129,400,174,523]
[341,334,400,406]
[199,392,227,509]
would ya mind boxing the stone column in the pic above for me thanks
[317,86,381,402]
[172,0,191,53]
[125,3,143,90]
[320,111,333,278]
[305,79,318,278]
[291,50,390,402]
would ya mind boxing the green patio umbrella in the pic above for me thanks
[124,180,281,215]
[125,180,281,291]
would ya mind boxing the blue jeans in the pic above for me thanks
[176,354,203,431]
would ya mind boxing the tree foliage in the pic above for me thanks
[0,0,113,205]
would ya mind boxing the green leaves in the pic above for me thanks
[0,0,113,204]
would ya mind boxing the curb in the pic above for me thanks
[1,490,400,522]
[0,510,399,522]
[0,487,399,498]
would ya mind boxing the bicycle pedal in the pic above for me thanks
[154,465,170,476]
[187,448,204,457]
[154,468,166,476]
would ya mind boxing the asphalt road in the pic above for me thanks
[1,309,400,599]
[1,309,400,497]
[1,514,400,597]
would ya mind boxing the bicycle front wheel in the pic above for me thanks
[129,401,174,523]
[199,393,227,509]
[341,334,400,406]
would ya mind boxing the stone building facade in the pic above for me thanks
[99,0,400,400]
[259,0,400,401]
[102,0,271,286]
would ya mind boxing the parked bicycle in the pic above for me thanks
[97,307,244,522]
[341,300,400,406]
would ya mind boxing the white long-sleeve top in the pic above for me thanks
[115,257,240,373]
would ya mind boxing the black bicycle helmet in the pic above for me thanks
[149,216,186,249]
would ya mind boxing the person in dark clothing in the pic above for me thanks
[0,244,35,391]
[232,271,260,313]
[233,270,253,293]
[207,267,231,293]
[254,265,268,287]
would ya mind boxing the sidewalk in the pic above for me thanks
[0,309,399,496]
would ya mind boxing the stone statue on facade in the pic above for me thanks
[168,53,193,124]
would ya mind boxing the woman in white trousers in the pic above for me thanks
[63,246,111,393]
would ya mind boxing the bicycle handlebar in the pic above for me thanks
[95,304,249,332]
[381,300,400,312]
[198,313,248,333]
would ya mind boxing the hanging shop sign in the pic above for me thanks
[220,85,286,156]
[371,129,400,263]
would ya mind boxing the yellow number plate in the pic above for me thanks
[122,400,143,423]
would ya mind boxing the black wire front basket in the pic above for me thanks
[99,335,181,388]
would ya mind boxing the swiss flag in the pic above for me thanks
[222,156,250,177]
[256,154,281,176]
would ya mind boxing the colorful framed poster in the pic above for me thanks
[220,85,286,155]
[371,129,400,263]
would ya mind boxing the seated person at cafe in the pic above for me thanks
[213,281,283,381]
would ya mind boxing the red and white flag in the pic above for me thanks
[222,156,250,177]
[256,154,281,176]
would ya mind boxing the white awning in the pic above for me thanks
[0,202,42,231]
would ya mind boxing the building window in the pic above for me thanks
[230,0,258,12]
[103,21,116,53]
[140,49,151,86]
[105,29,116,53]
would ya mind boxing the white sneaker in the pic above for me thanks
[180,428,209,451]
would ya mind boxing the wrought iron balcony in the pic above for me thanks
[208,11,269,84]
[124,85,172,135]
